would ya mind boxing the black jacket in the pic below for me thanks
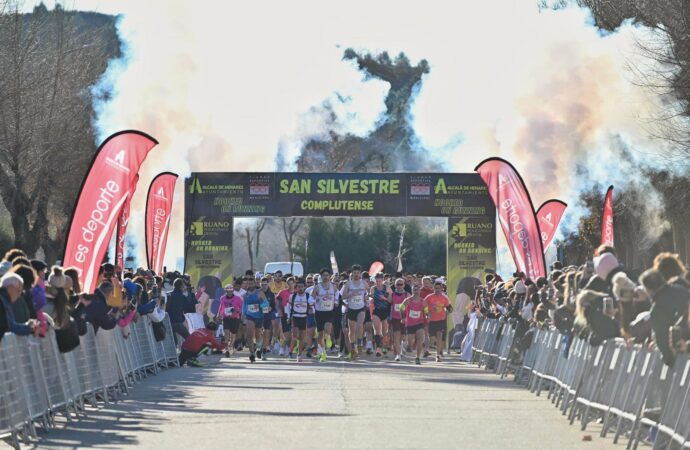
[85,289,117,334]
[584,295,620,346]
[650,284,690,367]
[167,288,197,324]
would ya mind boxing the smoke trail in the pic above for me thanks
[77,0,682,272]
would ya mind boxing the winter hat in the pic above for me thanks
[594,252,619,281]
[31,259,48,273]
[0,261,11,277]
[48,266,66,289]
[514,280,527,295]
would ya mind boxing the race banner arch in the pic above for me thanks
[184,172,496,309]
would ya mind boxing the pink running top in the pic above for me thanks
[404,297,427,327]
[217,294,243,319]
[390,291,407,320]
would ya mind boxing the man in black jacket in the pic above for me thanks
[84,281,118,334]
[167,277,197,343]
[640,269,690,367]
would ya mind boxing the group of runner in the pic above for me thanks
[215,265,452,365]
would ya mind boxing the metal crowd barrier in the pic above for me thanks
[471,320,690,449]
[0,314,180,449]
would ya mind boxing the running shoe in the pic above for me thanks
[249,354,256,363]
[435,355,441,362]
[345,352,352,361]
[223,350,230,358]
[326,336,333,349]
[375,350,382,357]
[366,348,373,355]
[256,349,262,359]
[394,355,401,362]
[187,359,204,367]
[352,348,358,360]
[279,346,285,357]
[319,352,327,362]
[415,357,421,365]
[423,350,430,358]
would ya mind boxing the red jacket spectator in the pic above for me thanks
[181,328,224,353]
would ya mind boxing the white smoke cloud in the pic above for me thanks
[56,0,682,274]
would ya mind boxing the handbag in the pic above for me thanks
[55,317,81,353]
[152,320,166,342]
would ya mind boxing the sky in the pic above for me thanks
[34,0,684,273]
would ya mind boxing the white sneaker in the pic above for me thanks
[394,355,401,362]
[279,346,285,357]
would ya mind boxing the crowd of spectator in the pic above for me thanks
[462,245,690,368]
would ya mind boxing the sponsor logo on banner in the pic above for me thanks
[146,173,178,274]
[411,183,430,196]
[64,131,158,292]
[250,182,270,196]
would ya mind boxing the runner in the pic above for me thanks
[337,280,352,359]
[260,277,276,360]
[288,278,314,361]
[389,277,407,361]
[400,284,428,365]
[269,270,287,294]
[242,278,268,363]
[363,271,375,355]
[277,276,295,356]
[425,280,453,362]
[340,265,368,360]
[216,280,243,356]
[420,276,434,358]
[312,268,337,362]
[305,274,317,358]
[370,272,391,357]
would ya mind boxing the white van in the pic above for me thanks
[264,262,304,277]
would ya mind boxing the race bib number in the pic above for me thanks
[394,304,401,312]
[224,307,234,316]
[350,295,364,309]
[409,310,421,319]
[248,304,260,313]
[321,299,334,310]
[262,306,271,314]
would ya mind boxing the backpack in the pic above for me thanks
[290,292,310,317]
[152,320,166,342]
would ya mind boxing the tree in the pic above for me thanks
[240,218,268,272]
[281,217,305,272]
[0,3,119,261]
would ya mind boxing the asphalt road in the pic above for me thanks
[18,352,624,450]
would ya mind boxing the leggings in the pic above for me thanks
[172,322,190,345]
[178,344,211,366]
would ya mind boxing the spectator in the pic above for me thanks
[10,264,38,321]
[575,289,620,346]
[585,252,622,295]
[45,266,72,330]
[168,277,197,342]
[0,273,39,341]
[178,321,224,367]
[84,281,118,334]
[640,268,690,367]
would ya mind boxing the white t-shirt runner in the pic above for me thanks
[290,292,313,318]
[345,279,367,310]
[313,282,337,312]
